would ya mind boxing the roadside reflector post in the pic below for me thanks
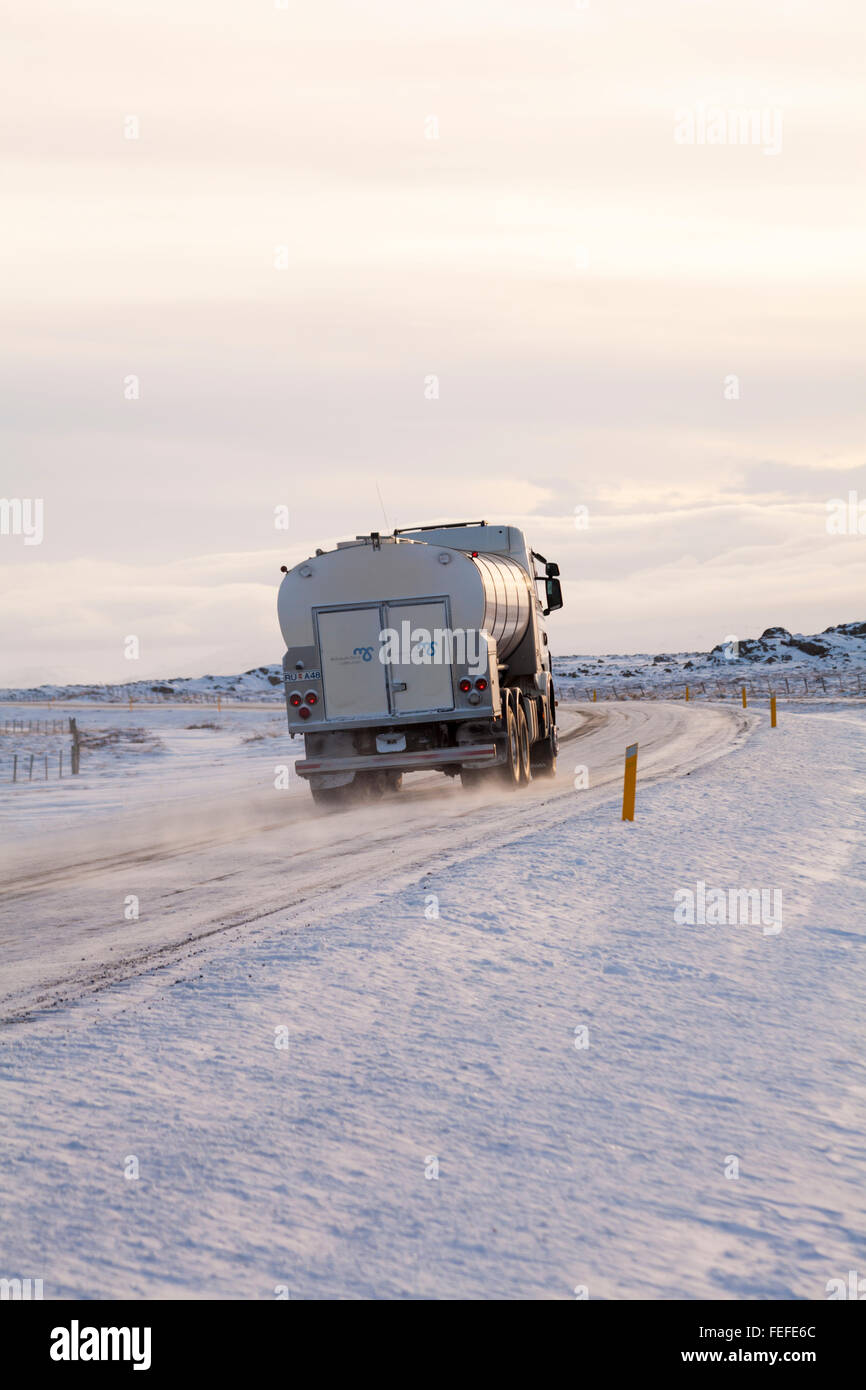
[217,696,222,712]
[622,742,638,821]
[685,684,690,701]
[12,754,17,783]
[742,686,747,708]
[129,696,133,711]
[770,694,777,728]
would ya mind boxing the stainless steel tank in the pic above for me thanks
[469,553,533,661]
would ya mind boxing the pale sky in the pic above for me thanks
[2,0,864,685]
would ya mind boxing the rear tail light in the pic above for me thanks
[298,706,311,720]
[289,693,302,707]
[459,679,472,692]
[475,678,488,691]
[305,691,318,705]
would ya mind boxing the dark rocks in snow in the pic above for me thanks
[790,639,830,657]
[709,619,865,665]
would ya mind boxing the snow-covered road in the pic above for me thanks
[2,699,865,1299]
[1,701,747,1021]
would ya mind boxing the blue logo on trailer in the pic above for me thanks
[353,647,374,661]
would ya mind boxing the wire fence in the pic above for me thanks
[3,716,81,782]
[2,718,69,733]
[558,668,866,702]
[8,750,68,782]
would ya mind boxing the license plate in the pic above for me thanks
[376,733,407,753]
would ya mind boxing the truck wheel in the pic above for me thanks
[383,770,403,794]
[516,704,532,785]
[531,719,558,777]
[309,780,351,809]
[499,704,521,788]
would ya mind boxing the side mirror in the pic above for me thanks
[545,561,560,578]
[544,576,563,614]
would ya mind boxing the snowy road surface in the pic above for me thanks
[1,699,865,1298]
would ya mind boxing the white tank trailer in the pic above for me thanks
[277,521,564,804]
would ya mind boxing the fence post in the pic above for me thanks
[12,754,17,783]
[622,743,638,821]
[59,750,63,778]
[69,717,81,774]
[28,753,34,780]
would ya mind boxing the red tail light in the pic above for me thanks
[459,679,472,692]
[289,693,302,707]
[298,706,311,720]
[475,678,488,691]
[305,692,318,705]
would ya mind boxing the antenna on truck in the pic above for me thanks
[374,481,392,533]
[393,520,487,535]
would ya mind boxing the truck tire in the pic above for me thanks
[309,780,351,809]
[531,694,558,777]
[516,703,532,784]
[499,704,521,788]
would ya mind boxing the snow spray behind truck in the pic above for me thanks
[277,521,563,805]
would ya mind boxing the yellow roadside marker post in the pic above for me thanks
[129,696,133,711]
[685,685,690,701]
[742,686,747,708]
[217,695,222,713]
[622,742,638,821]
[770,694,777,728]
[592,689,597,702]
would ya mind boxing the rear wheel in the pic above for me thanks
[309,780,352,809]
[516,703,532,785]
[499,704,521,789]
[531,694,558,778]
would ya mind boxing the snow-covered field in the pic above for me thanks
[2,695,865,1298]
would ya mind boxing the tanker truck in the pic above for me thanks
[277,521,563,805]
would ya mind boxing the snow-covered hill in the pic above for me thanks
[553,621,866,698]
[0,665,286,704]
[1,622,864,704]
